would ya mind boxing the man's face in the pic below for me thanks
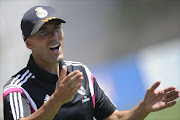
[27,20,64,64]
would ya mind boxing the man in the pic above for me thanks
[3,6,179,120]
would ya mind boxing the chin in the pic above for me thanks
[49,53,63,63]
[56,54,64,62]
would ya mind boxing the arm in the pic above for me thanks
[19,66,83,120]
[105,101,149,120]
[105,81,179,120]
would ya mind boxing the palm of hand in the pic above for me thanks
[145,89,167,112]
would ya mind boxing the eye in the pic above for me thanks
[38,29,47,34]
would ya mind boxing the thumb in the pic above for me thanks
[60,65,67,81]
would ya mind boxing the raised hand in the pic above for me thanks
[53,65,83,106]
[144,81,179,113]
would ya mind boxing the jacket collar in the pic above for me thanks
[27,55,66,84]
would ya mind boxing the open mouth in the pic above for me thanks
[49,44,60,52]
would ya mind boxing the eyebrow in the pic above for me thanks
[39,27,46,31]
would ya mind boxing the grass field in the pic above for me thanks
[145,100,180,120]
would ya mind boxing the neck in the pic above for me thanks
[32,56,60,77]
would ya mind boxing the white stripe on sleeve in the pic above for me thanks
[18,92,24,118]
[10,93,16,120]
[13,92,19,120]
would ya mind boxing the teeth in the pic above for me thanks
[50,44,59,48]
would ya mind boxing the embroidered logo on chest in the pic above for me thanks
[82,96,90,103]
[77,86,86,95]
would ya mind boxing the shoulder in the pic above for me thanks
[64,60,84,67]
[4,67,33,87]
[64,60,89,71]
[3,67,34,96]
[64,60,93,77]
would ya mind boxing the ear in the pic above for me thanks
[25,37,33,50]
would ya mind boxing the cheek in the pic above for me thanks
[59,29,64,39]
[32,43,45,53]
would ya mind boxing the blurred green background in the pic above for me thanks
[145,101,180,120]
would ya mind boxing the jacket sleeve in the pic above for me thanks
[3,92,31,120]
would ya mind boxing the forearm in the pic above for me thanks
[106,100,149,120]
[118,101,149,120]
[121,100,149,120]
[20,94,62,120]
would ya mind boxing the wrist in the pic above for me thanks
[141,100,150,115]
[50,93,64,108]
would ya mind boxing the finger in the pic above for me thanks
[68,72,83,86]
[60,65,67,81]
[62,70,79,83]
[69,76,83,89]
[63,72,82,93]
[164,87,176,93]
[56,65,67,86]
[165,101,176,108]
[70,83,83,95]
[148,81,161,92]
[70,72,83,81]
[65,81,83,97]
[166,89,179,98]
[167,93,179,102]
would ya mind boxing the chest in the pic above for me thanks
[54,92,94,120]
[25,77,95,120]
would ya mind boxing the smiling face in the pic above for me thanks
[25,20,64,66]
